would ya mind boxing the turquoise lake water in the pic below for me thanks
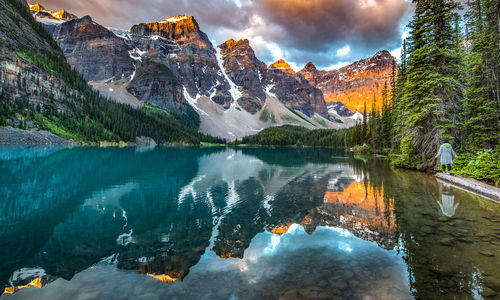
[0,146,499,299]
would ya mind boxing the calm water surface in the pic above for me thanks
[0,146,499,299]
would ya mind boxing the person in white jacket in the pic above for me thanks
[435,139,457,175]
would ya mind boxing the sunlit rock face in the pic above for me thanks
[130,16,210,48]
[299,50,396,112]
[269,59,295,75]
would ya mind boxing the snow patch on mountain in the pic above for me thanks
[265,84,277,99]
[216,46,242,103]
[160,15,189,23]
[183,87,209,116]
[128,48,146,62]
[109,28,132,40]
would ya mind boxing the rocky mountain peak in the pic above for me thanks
[374,50,392,59]
[219,38,254,58]
[29,3,77,21]
[299,62,321,86]
[221,38,249,50]
[51,10,77,21]
[270,59,295,75]
[129,15,210,48]
[303,62,317,72]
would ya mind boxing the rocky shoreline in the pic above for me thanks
[0,126,163,148]
[0,126,70,145]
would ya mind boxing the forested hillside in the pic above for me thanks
[0,0,222,144]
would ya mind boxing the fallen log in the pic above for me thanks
[435,173,500,203]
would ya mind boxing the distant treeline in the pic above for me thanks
[233,125,347,147]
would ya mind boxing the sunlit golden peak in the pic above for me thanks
[29,3,45,11]
[223,38,249,49]
[270,59,295,74]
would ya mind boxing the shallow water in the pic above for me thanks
[0,146,499,299]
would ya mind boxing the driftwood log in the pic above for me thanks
[436,173,500,203]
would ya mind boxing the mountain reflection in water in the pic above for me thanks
[0,147,499,299]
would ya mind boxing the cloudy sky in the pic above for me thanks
[36,0,414,71]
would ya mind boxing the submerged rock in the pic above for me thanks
[482,287,498,298]
[479,250,495,257]
[439,237,454,246]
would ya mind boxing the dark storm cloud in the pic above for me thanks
[255,0,411,51]
[36,0,413,68]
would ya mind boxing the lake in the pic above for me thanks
[0,146,499,299]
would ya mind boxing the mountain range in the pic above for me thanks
[0,0,395,143]
[25,3,395,140]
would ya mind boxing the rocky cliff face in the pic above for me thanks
[45,16,135,82]
[264,59,329,118]
[0,0,84,117]
[218,39,267,113]
[126,60,189,113]
[300,51,395,112]
[129,15,233,108]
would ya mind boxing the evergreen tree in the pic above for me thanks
[361,101,368,144]
[463,0,500,149]
[381,81,392,149]
[396,0,464,166]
